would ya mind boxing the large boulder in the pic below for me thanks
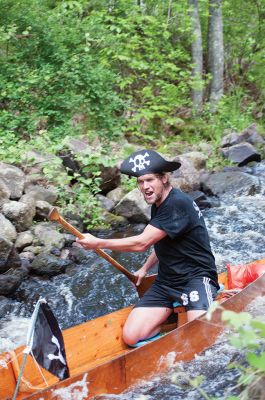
[221,142,261,166]
[0,236,13,273]
[0,268,28,295]
[15,231,34,251]
[202,171,262,196]
[22,150,67,183]
[114,188,151,223]
[221,124,265,148]
[106,187,125,205]
[178,151,208,170]
[0,163,25,199]
[171,156,201,192]
[0,213,17,242]
[24,185,58,204]
[32,222,65,251]
[2,201,35,232]
[0,178,11,205]
[29,254,72,277]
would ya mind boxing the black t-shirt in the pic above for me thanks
[149,188,218,287]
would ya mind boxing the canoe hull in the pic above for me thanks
[24,272,265,400]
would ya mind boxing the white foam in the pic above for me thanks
[52,373,89,400]
[0,317,29,353]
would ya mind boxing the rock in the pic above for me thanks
[221,142,261,166]
[2,201,35,232]
[15,231,34,250]
[98,165,121,194]
[179,151,208,170]
[29,254,72,277]
[0,236,13,273]
[0,213,17,242]
[221,124,265,148]
[3,246,22,270]
[171,156,201,192]
[202,171,262,196]
[0,163,25,199]
[35,200,53,219]
[32,222,65,250]
[96,194,115,212]
[22,245,43,255]
[114,188,151,223]
[19,193,36,207]
[239,123,265,145]
[19,251,35,262]
[101,210,127,227]
[22,150,66,181]
[0,268,28,295]
[188,191,213,209]
[24,184,58,204]
[0,178,11,204]
[106,187,125,205]
[220,131,242,148]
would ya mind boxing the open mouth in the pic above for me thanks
[144,191,154,200]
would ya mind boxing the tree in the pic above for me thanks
[188,0,203,113]
[207,0,224,110]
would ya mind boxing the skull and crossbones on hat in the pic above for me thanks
[120,149,181,177]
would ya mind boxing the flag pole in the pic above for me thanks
[12,298,47,400]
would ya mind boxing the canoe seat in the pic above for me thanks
[173,301,186,314]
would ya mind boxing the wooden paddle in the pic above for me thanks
[48,207,156,297]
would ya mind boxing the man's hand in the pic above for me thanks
[134,266,148,286]
[76,233,99,250]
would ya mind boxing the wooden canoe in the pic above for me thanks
[1,258,265,400]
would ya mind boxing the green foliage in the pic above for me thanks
[0,0,265,227]
[222,310,265,399]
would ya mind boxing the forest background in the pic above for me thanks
[0,0,265,222]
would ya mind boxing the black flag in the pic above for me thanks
[31,301,70,380]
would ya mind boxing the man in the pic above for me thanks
[76,149,219,346]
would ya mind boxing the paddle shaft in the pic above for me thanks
[53,214,138,285]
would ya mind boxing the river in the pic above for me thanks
[1,165,265,399]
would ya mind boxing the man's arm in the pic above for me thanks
[134,250,158,286]
[76,224,167,252]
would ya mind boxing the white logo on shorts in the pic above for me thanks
[189,290,200,302]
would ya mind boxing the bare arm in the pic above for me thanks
[134,250,158,286]
[76,224,167,252]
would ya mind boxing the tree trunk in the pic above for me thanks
[207,0,224,110]
[188,0,203,113]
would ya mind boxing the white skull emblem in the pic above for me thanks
[129,152,150,172]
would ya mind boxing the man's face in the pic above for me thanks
[137,174,167,205]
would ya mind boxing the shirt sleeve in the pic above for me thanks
[149,198,191,239]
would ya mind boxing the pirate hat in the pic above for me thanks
[120,149,181,177]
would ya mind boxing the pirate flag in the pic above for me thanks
[120,149,181,177]
[30,300,69,380]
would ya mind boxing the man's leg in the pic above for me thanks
[187,309,205,322]
[123,306,172,346]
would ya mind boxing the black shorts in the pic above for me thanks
[135,277,218,311]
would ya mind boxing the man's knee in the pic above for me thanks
[122,326,139,346]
